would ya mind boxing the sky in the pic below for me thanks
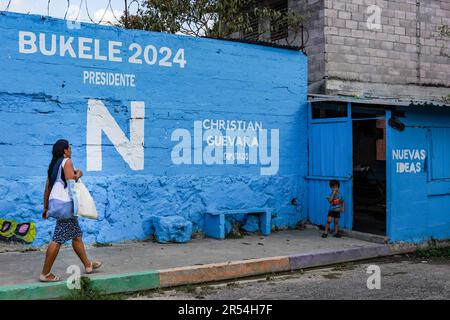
[0,0,138,25]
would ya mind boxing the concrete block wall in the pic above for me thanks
[292,0,326,93]
[0,12,309,246]
[295,0,450,100]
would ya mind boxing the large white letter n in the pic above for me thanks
[86,99,145,171]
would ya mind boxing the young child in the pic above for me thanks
[322,180,345,238]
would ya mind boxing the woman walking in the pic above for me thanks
[40,139,102,282]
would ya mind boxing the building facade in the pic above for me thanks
[1,6,449,246]
[298,0,449,241]
[262,0,450,100]
[236,0,450,241]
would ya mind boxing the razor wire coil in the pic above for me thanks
[2,0,124,25]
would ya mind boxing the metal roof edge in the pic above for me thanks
[308,94,450,108]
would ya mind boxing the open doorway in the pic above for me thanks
[352,108,386,235]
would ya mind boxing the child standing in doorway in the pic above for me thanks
[322,180,345,238]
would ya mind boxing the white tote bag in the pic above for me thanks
[72,179,98,219]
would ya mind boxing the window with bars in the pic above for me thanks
[241,0,289,42]
[242,13,261,41]
[269,0,288,41]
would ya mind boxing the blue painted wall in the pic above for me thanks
[0,12,308,245]
[388,109,450,242]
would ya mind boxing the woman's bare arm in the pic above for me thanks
[63,159,83,180]
[42,177,50,219]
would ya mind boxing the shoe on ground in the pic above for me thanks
[85,261,103,274]
[333,233,342,238]
[39,273,61,282]
[321,233,328,238]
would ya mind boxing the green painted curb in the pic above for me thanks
[0,270,160,300]
[0,282,72,300]
[89,270,160,294]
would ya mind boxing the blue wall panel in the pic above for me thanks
[0,12,308,245]
[389,109,450,242]
[429,128,450,180]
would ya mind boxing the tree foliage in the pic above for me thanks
[122,0,310,44]
[438,25,450,37]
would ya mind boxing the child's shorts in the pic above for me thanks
[328,210,341,218]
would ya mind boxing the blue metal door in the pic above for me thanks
[307,102,353,229]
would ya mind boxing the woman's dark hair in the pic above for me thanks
[47,139,69,184]
[329,180,340,188]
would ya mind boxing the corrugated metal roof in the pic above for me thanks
[308,94,450,109]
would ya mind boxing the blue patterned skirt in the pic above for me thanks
[52,217,83,244]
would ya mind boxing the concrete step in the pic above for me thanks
[304,223,388,244]
[340,229,388,244]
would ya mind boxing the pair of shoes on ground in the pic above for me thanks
[321,233,342,238]
[39,261,103,282]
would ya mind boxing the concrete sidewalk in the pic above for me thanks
[0,229,416,299]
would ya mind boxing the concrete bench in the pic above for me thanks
[204,208,271,239]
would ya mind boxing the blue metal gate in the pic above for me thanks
[307,102,353,229]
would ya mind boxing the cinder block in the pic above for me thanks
[394,10,406,20]
[394,26,406,35]
[346,20,358,29]
[400,36,412,44]
[338,10,352,20]
[329,35,345,45]
[338,28,352,37]
[325,8,338,18]
[351,29,364,38]
[333,17,347,28]
[346,3,359,13]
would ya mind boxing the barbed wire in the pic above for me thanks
[75,0,83,21]
[2,0,125,26]
[86,0,116,25]
[5,0,12,11]
[85,0,102,24]
[127,0,140,13]
[110,2,122,24]
[1,0,308,48]
[63,0,70,20]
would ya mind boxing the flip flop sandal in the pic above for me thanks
[39,273,61,282]
[85,261,103,274]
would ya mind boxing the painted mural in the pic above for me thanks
[0,12,308,245]
[0,219,36,244]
